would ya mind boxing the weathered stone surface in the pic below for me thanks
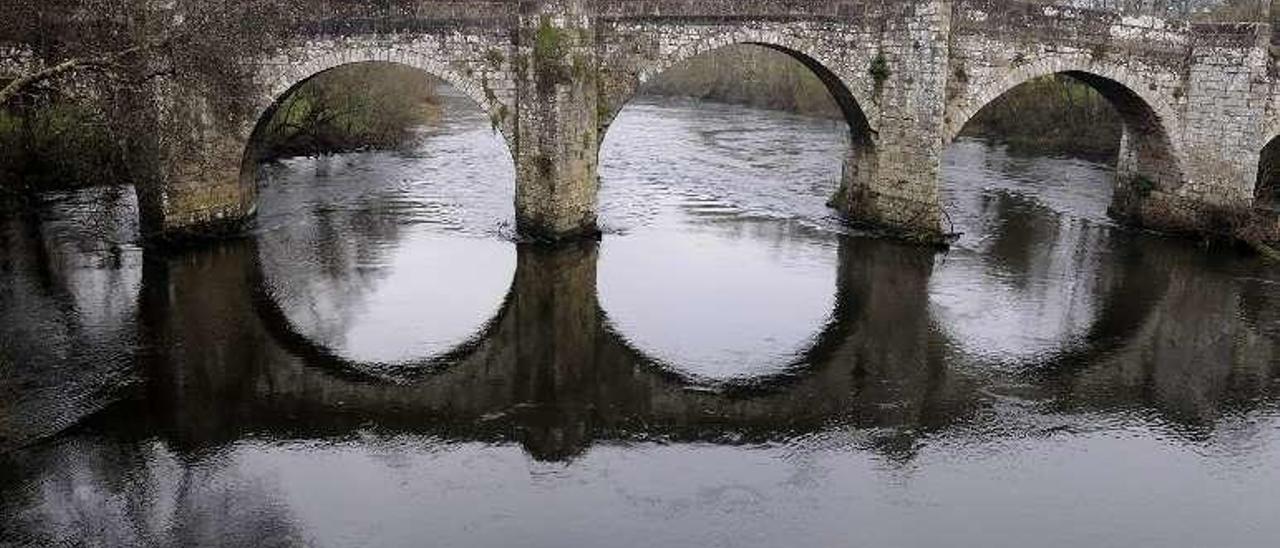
[5,0,1280,245]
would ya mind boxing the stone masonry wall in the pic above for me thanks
[512,0,602,240]
[1137,22,1275,237]
[1180,23,1271,205]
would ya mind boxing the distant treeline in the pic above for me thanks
[0,64,439,193]
[961,74,1121,160]
[644,44,1122,160]
[256,64,440,160]
[641,45,844,119]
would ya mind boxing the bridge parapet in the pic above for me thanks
[286,1,517,37]
[954,0,1191,64]
[596,0,917,19]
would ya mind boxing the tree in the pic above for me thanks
[1,0,307,113]
[0,0,310,197]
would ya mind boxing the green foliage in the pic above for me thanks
[533,17,571,92]
[534,17,566,63]
[1132,174,1158,196]
[491,104,510,132]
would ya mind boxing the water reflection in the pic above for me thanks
[598,98,847,382]
[4,225,1278,545]
[2,97,1278,547]
[0,188,142,453]
[934,140,1143,362]
[254,89,517,369]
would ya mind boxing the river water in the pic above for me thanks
[1,91,1278,547]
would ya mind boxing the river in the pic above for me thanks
[1,90,1277,547]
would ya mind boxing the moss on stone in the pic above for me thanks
[534,16,572,93]
[535,16,566,62]
[482,75,497,104]
[572,53,591,80]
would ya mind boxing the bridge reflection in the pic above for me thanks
[128,230,1279,462]
[3,197,1278,548]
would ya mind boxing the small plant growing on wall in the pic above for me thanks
[870,52,890,83]
[869,53,890,92]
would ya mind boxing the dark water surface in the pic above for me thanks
[2,92,1278,547]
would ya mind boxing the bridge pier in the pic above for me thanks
[514,1,601,241]
[835,0,952,243]
[134,81,259,244]
[1111,23,1274,239]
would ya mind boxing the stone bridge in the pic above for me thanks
[5,0,1280,243]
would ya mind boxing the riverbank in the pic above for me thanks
[0,102,127,193]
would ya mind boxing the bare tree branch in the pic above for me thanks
[1,44,148,106]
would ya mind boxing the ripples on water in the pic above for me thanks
[1,90,1278,547]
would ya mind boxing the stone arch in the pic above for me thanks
[239,48,516,210]
[602,29,879,211]
[255,49,509,143]
[628,28,877,146]
[947,56,1185,193]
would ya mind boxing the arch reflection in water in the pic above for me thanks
[597,97,848,383]
[594,42,866,383]
[253,86,517,371]
[933,139,1137,362]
